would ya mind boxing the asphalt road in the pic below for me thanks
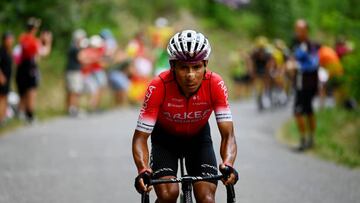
[0,101,359,203]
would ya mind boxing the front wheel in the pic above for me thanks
[181,180,193,203]
[181,190,193,203]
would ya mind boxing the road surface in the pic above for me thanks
[0,101,359,203]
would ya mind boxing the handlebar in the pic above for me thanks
[141,168,236,203]
[149,174,224,185]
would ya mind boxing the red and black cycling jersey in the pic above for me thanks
[136,69,232,136]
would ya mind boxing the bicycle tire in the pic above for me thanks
[182,190,193,203]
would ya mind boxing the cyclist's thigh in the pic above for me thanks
[151,130,181,201]
[150,140,179,179]
[185,124,218,181]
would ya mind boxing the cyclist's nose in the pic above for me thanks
[186,68,196,79]
[187,72,195,79]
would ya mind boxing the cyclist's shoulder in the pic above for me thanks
[207,70,224,83]
[147,70,172,91]
[157,69,174,83]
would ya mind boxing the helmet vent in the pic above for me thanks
[194,42,199,52]
[187,42,191,52]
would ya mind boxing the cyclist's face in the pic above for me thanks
[173,60,207,97]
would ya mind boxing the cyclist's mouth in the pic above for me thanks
[187,84,197,90]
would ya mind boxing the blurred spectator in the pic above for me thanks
[290,19,320,151]
[230,49,252,99]
[333,36,355,108]
[126,31,146,58]
[149,17,173,75]
[248,36,274,110]
[16,17,52,123]
[65,29,87,117]
[100,28,118,59]
[99,29,131,106]
[108,57,131,106]
[318,45,344,107]
[126,32,153,104]
[334,36,353,59]
[79,35,106,112]
[149,17,174,48]
[269,39,290,105]
[0,32,14,125]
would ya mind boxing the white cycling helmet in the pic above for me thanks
[167,30,211,62]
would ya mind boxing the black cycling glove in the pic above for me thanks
[134,170,152,194]
[220,165,239,185]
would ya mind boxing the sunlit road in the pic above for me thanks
[0,100,359,203]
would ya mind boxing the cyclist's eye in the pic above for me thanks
[193,65,201,70]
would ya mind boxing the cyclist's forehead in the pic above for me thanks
[175,61,204,68]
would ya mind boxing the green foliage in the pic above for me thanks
[235,12,262,37]
[1,0,359,41]
[0,0,122,49]
[342,50,360,101]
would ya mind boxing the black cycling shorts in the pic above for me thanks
[294,89,316,115]
[150,122,218,184]
[16,59,40,96]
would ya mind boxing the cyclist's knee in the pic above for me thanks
[195,193,215,203]
[155,185,179,203]
[194,183,216,203]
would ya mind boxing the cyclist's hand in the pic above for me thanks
[219,164,239,185]
[134,169,153,194]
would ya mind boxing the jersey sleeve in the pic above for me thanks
[210,72,233,122]
[135,77,164,133]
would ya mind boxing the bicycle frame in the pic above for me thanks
[140,158,236,203]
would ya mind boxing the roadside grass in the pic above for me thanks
[279,107,360,168]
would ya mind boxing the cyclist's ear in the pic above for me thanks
[169,60,176,69]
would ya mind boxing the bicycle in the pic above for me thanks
[140,158,236,203]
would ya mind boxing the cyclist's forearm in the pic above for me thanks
[132,130,151,173]
[220,133,237,166]
[218,122,237,166]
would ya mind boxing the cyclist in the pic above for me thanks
[269,39,290,106]
[132,30,238,203]
[248,36,274,110]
